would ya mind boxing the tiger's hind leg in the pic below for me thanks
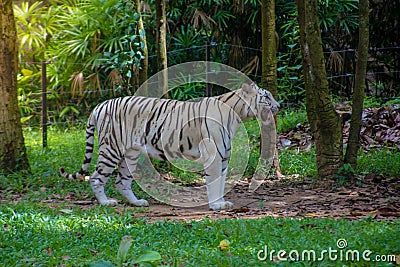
[116,151,149,207]
[90,166,118,206]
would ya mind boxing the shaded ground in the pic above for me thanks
[129,174,400,222]
[3,173,399,222]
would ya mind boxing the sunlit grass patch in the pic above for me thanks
[1,203,399,266]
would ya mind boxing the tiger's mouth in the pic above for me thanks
[271,101,280,115]
[271,105,279,115]
[259,105,279,121]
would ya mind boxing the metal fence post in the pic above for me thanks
[206,41,212,97]
[41,61,48,148]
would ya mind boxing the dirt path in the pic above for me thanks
[131,174,400,222]
[3,174,398,222]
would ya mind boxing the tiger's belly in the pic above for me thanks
[143,144,201,161]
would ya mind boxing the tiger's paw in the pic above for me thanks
[210,200,233,211]
[99,199,118,206]
[131,199,149,207]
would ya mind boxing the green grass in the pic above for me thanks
[277,108,308,133]
[1,203,399,266]
[357,148,400,177]
[363,96,400,108]
[279,147,400,178]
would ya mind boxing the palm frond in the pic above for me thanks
[69,71,84,97]
[86,73,103,96]
[106,68,124,93]
[241,55,259,76]
[327,51,344,73]
[191,10,216,30]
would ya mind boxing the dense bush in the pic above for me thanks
[14,0,399,126]
[16,0,144,124]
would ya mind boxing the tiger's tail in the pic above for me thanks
[59,113,96,181]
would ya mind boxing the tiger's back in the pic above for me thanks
[93,95,242,161]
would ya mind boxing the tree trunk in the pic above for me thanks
[296,0,343,178]
[344,0,369,169]
[136,0,148,94]
[155,0,168,97]
[261,0,282,177]
[0,0,30,173]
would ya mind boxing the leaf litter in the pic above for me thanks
[278,105,400,150]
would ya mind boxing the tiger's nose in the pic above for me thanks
[272,105,279,114]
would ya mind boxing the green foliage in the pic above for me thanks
[276,53,304,103]
[17,69,42,123]
[14,1,59,58]
[364,96,400,108]
[333,163,356,185]
[16,0,395,128]
[275,0,360,104]
[169,79,206,101]
[384,97,400,107]
[280,148,318,177]
[90,236,161,267]
[275,1,304,104]
[277,108,307,133]
[318,0,359,49]
[357,149,400,177]
[59,106,80,119]
[277,0,359,51]
[172,25,205,49]
[14,0,145,124]
[95,0,145,91]
[0,204,399,266]
[161,0,264,69]
[49,0,144,89]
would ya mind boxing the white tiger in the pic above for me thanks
[60,83,279,210]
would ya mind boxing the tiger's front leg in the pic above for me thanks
[200,139,233,210]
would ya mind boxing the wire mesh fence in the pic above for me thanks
[19,43,400,134]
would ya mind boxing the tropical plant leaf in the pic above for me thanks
[89,260,115,267]
[117,236,132,266]
[132,251,162,264]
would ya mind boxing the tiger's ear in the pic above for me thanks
[242,83,257,95]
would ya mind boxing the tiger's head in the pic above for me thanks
[241,83,280,119]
